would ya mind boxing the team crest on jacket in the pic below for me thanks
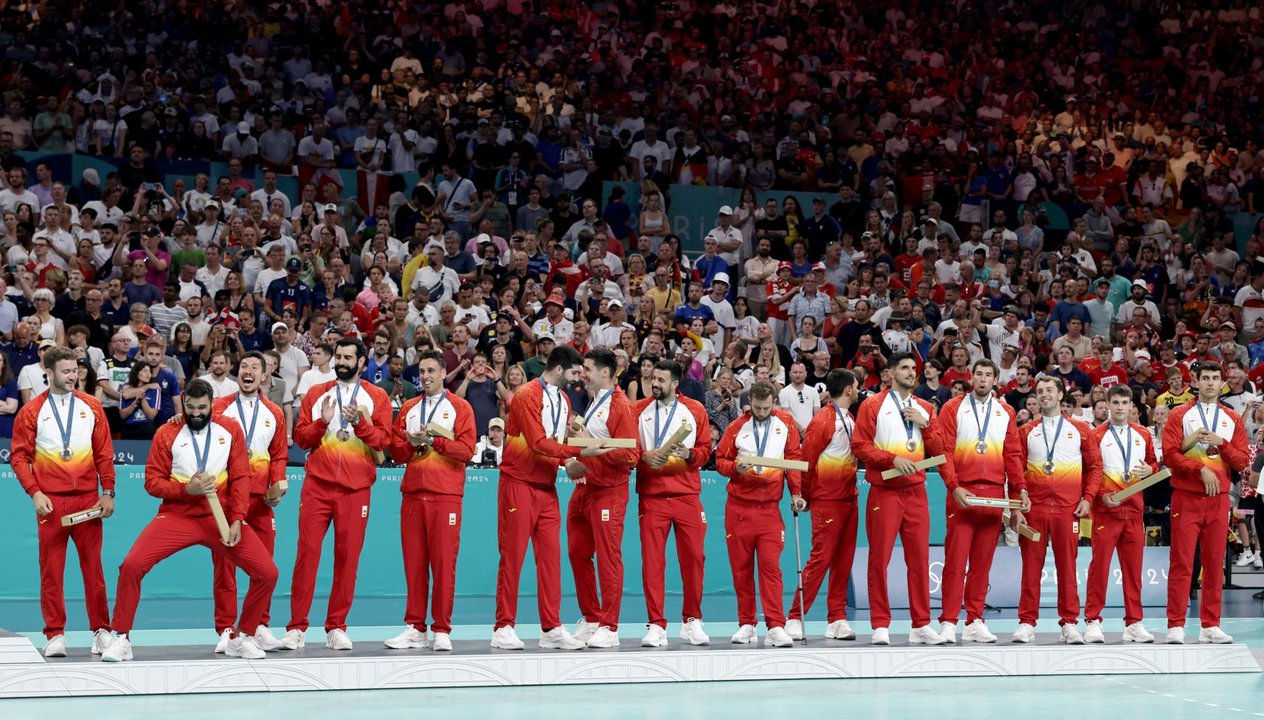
[218,437,227,444]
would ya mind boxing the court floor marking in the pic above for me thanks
[1105,676,1263,716]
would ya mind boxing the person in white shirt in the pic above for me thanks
[0,166,41,214]
[707,206,745,268]
[18,340,53,403]
[410,246,461,304]
[531,294,574,345]
[451,282,491,334]
[196,244,231,297]
[295,343,336,402]
[199,351,240,397]
[589,300,636,348]
[474,417,506,466]
[699,273,736,350]
[778,362,821,434]
[248,171,293,218]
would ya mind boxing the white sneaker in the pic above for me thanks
[1122,622,1155,643]
[641,624,668,648]
[785,619,804,640]
[680,618,710,646]
[226,634,266,660]
[909,625,946,645]
[1198,626,1233,644]
[1084,620,1105,644]
[871,627,890,645]
[384,625,428,650]
[1255,554,1263,570]
[43,635,67,658]
[1166,626,1185,644]
[767,626,794,648]
[962,620,997,643]
[1235,550,1255,567]
[731,624,757,644]
[1012,623,1035,643]
[280,629,305,650]
[214,628,232,654]
[101,636,132,662]
[1060,624,1085,645]
[432,632,452,652]
[325,628,353,651]
[825,619,856,640]
[490,626,525,650]
[587,626,620,648]
[939,622,957,644]
[573,619,599,644]
[91,629,113,655]
[539,627,585,650]
[253,626,282,652]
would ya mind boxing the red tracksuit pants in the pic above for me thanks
[1018,507,1081,626]
[939,485,1005,625]
[567,484,628,630]
[639,494,707,628]
[788,499,858,622]
[1167,490,1228,628]
[38,492,110,639]
[113,513,277,635]
[213,495,276,633]
[495,481,562,630]
[401,492,463,634]
[725,498,787,629]
[1085,510,1145,625]
[866,484,932,629]
[287,480,371,632]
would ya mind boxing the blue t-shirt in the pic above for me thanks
[123,281,161,308]
[673,302,714,328]
[266,277,313,317]
[151,367,182,424]
[0,379,18,438]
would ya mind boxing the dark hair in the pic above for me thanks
[545,344,583,373]
[1107,385,1133,401]
[184,377,214,402]
[825,368,856,398]
[972,358,999,375]
[417,348,447,369]
[335,337,367,362]
[886,351,918,371]
[653,358,682,384]
[238,350,266,370]
[43,345,77,370]
[1035,376,1065,397]
[126,359,151,387]
[585,347,618,377]
[1192,361,1223,379]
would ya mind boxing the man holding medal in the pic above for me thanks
[1014,377,1101,644]
[283,338,391,652]
[787,369,861,642]
[935,359,1025,644]
[210,352,289,653]
[385,349,477,652]
[632,359,714,648]
[714,380,805,648]
[852,352,947,646]
[565,348,640,649]
[103,379,278,662]
[11,346,116,658]
[1085,386,1158,644]
[1162,361,1248,644]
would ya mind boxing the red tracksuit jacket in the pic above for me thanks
[1090,421,1157,515]
[213,393,287,496]
[715,409,803,503]
[501,378,582,487]
[11,390,115,496]
[293,378,392,489]
[800,403,858,502]
[631,393,712,496]
[936,393,1026,493]
[1018,414,1102,510]
[572,386,640,487]
[145,418,252,523]
[851,387,944,488]
[389,391,478,495]
[1162,401,1249,494]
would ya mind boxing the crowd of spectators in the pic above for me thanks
[1,0,1264,518]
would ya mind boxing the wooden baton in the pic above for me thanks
[205,490,232,544]
[357,406,387,464]
[736,454,810,472]
[1015,523,1041,542]
[964,496,1024,510]
[879,454,947,480]
[60,507,104,527]
[568,436,639,449]
[425,422,455,440]
[658,421,692,452]
[1107,468,1171,503]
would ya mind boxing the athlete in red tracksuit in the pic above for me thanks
[936,360,1025,643]
[493,345,598,651]
[210,352,288,649]
[1014,377,1101,644]
[788,368,860,641]
[633,359,713,647]
[714,383,803,648]
[11,347,116,656]
[1085,386,1158,643]
[1162,361,1248,644]
[284,339,391,650]
[851,353,945,645]
[384,349,476,651]
[566,348,639,648]
[104,379,278,662]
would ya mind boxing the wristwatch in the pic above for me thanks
[101,489,115,498]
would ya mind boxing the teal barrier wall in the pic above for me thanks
[1,467,946,605]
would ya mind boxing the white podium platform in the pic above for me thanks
[0,631,1258,698]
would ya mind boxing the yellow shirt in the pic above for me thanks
[1156,388,1195,408]
[402,252,428,298]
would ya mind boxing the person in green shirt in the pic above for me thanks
[170,227,206,270]
[1092,256,1132,312]
[33,96,74,153]
[377,355,418,404]
[521,332,555,380]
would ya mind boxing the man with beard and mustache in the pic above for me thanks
[103,379,278,662]
[384,350,477,653]
[209,352,290,655]
[10,346,116,659]
[280,338,391,652]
